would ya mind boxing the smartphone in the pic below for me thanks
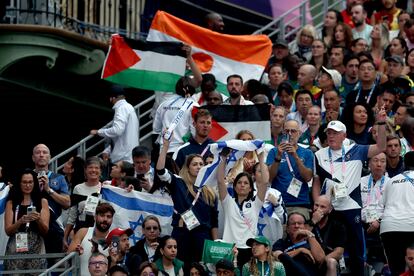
[281,133,290,143]
[27,206,36,214]
[37,170,46,178]
[110,236,120,255]
[136,174,146,181]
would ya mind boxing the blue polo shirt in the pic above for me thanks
[266,146,314,207]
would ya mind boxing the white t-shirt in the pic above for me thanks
[221,194,263,248]
[380,170,414,234]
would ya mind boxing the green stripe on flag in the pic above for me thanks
[105,68,181,92]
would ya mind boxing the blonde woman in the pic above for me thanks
[157,138,218,267]
[370,23,389,70]
[243,236,286,276]
[290,24,317,62]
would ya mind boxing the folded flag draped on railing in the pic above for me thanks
[101,34,187,92]
[147,11,272,95]
[195,104,271,141]
[101,186,173,245]
[195,139,265,188]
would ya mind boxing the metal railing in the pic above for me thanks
[253,0,344,41]
[3,0,148,42]
[0,252,80,275]
[49,94,155,172]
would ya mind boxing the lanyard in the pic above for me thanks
[366,175,385,206]
[284,240,307,252]
[257,260,270,276]
[144,242,156,262]
[355,81,376,103]
[328,146,346,181]
[283,152,295,176]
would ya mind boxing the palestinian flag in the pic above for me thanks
[147,11,272,95]
[102,34,186,92]
[197,104,271,141]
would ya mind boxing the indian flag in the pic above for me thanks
[102,34,187,92]
[147,11,272,96]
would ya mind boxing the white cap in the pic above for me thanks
[325,120,346,133]
[322,66,342,91]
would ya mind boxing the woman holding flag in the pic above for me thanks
[156,136,218,272]
[217,146,268,269]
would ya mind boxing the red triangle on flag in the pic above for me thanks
[192,107,228,141]
[102,34,141,78]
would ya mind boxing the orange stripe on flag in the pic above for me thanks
[150,11,272,66]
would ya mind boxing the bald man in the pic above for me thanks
[204,12,224,32]
[307,195,347,276]
[297,64,322,103]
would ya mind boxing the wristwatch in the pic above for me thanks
[274,157,282,163]
[48,189,55,195]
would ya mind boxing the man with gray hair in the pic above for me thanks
[313,111,387,276]
[266,119,314,220]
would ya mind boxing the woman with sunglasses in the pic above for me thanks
[129,215,162,265]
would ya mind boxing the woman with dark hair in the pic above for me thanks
[62,155,85,193]
[103,160,134,187]
[217,147,268,269]
[333,22,353,49]
[380,37,409,74]
[309,39,329,73]
[277,81,295,113]
[4,168,50,273]
[156,138,218,268]
[189,262,208,276]
[341,102,375,145]
[154,236,184,276]
[320,9,343,48]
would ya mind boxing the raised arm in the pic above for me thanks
[156,137,170,171]
[217,149,230,201]
[256,151,268,202]
[368,106,387,158]
[182,44,202,88]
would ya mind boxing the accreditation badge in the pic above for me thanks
[15,232,28,252]
[287,178,302,198]
[181,209,200,231]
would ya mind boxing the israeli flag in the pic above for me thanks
[195,139,265,188]
[101,186,174,245]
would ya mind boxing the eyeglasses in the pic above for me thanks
[284,129,299,135]
[145,226,159,231]
[89,261,108,266]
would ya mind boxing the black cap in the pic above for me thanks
[108,84,126,97]
[108,264,129,275]
[215,259,234,272]
[385,55,404,66]
[273,39,288,48]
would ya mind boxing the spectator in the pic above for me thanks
[386,135,405,178]
[291,24,317,63]
[277,81,295,113]
[173,109,213,169]
[90,84,139,163]
[106,228,134,271]
[314,114,387,276]
[153,236,184,276]
[243,236,286,276]
[64,156,103,249]
[343,102,375,145]
[323,90,342,124]
[68,202,115,276]
[206,90,223,105]
[371,0,402,32]
[108,264,129,276]
[380,151,414,275]
[132,145,160,194]
[351,4,373,45]
[351,38,369,54]
[333,22,353,49]
[407,48,414,81]
[397,11,410,39]
[299,105,321,146]
[288,89,313,134]
[307,195,347,276]
[401,244,414,276]
[61,155,85,193]
[296,65,321,103]
[192,73,218,106]
[138,261,159,276]
[204,12,224,32]
[342,54,360,104]
[4,169,50,272]
[89,252,109,276]
[129,215,162,264]
[272,212,326,276]
[217,148,268,268]
[32,143,70,265]
[370,23,389,70]
[320,9,343,48]
[215,258,238,276]
[157,138,218,267]
[223,74,253,105]
[341,0,360,28]
[103,161,134,187]
[271,106,288,146]
[267,119,314,219]
[329,45,346,74]
[267,64,288,104]
[309,39,329,73]
[394,105,409,137]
